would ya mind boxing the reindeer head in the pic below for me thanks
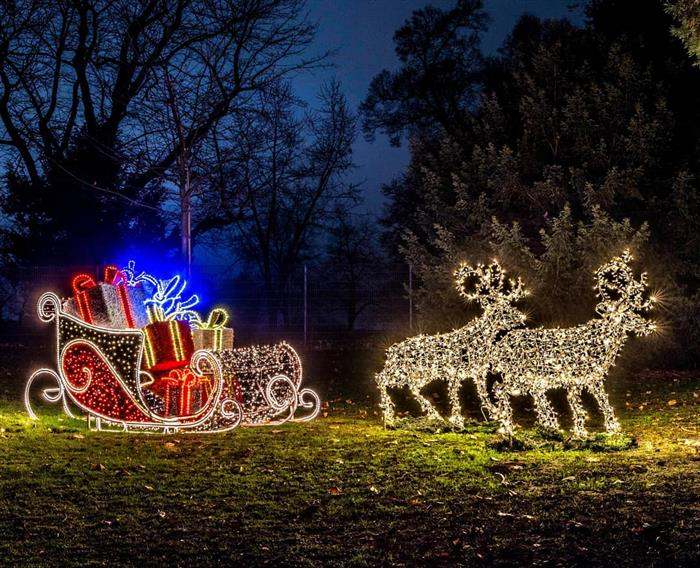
[454,260,529,331]
[595,250,656,336]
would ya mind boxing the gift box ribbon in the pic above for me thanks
[103,264,136,328]
[71,273,97,324]
[194,308,229,351]
[143,320,190,369]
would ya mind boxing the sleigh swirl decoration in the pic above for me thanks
[26,283,320,433]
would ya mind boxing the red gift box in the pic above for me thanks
[103,265,150,328]
[70,265,147,329]
[148,373,182,416]
[142,319,195,373]
[149,368,212,416]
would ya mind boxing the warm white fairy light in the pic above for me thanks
[376,261,528,427]
[214,342,320,425]
[491,250,657,437]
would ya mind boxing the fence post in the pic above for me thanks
[408,263,413,331]
[303,264,308,346]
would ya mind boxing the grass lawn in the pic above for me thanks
[0,365,698,566]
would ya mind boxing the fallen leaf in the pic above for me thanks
[72,433,85,439]
[667,399,677,406]
[144,484,155,491]
[328,486,342,496]
[91,463,106,471]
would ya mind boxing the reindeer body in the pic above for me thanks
[377,319,497,425]
[376,261,527,427]
[494,319,627,389]
[492,319,628,436]
[490,251,655,437]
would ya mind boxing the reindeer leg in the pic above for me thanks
[378,385,396,426]
[407,379,442,421]
[532,384,560,432]
[473,370,495,419]
[447,373,464,428]
[493,382,514,435]
[567,385,588,438]
[590,380,621,433]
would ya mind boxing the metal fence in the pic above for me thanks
[0,263,415,346]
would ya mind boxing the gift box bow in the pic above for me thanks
[144,275,200,323]
[102,265,128,287]
[192,308,231,351]
[193,308,229,331]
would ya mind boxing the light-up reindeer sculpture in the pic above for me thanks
[376,261,528,427]
[491,250,657,437]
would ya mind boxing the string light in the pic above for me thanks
[192,308,234,351]
[26,275,320,431]
[215,343,320,425]
[491,250,657,437]
[25,292,243,433]
[376,261,528,427]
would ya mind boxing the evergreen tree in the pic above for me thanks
[366,0,700,365]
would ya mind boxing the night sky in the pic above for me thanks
[295,0,584,213]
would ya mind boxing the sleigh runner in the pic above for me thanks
[26,291,320,432]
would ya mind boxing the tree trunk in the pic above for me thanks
[180,183,191,275]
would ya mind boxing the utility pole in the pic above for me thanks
[164,69,193,278]
[303,264,308,345]
[408,263,413,330]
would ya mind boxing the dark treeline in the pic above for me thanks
[0,0,698,361]
[362,0,700,365]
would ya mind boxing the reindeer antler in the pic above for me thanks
[595,249,654,314]
[454,260,528,306]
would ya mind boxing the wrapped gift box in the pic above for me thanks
[149,373,182,416]
[142,319,195,373]
[72,273,129,328]
[149,368,212,416]
[192,327,234,351]
[70,266,150,329]
[192,308,234,352]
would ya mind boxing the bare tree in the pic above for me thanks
[322,208,385,331]
[0,0,324,263]
[222,80,358,326]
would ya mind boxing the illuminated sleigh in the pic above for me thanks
[25,292,320,432]
[25,292,243,433]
